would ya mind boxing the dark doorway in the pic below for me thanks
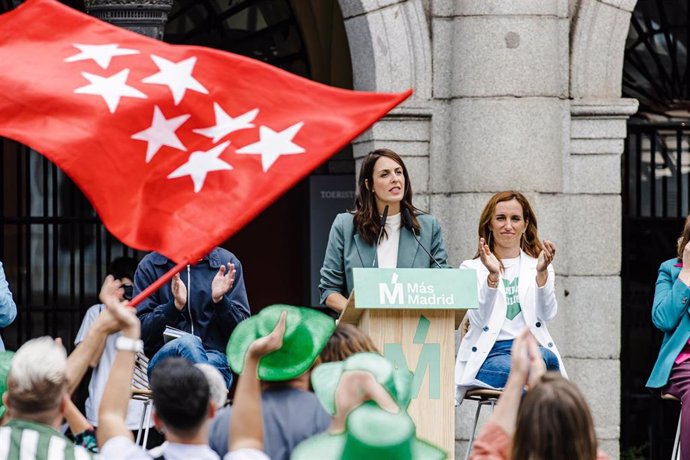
[621,1,690,454]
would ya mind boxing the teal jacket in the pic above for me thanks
[647,258,690,389]
[318,212,450,304]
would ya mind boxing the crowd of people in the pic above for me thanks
[0,147,680,459]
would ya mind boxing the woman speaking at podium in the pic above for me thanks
[318,148,449,313]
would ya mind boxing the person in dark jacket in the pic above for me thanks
[134,247,250,387]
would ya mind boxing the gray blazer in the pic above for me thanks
[319,212,450,304]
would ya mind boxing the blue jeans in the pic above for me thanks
[147,333,233,388]
[475,339,560,389]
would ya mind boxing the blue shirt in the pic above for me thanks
[134,248,250,357]
[647,258,690,389]
[0,261,17,352]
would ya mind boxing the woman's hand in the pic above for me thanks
[509,329,546,388]
[536,240,556,287]
[680,242,690,287]
[330,370,398,434]
[478,237,501,280]
[509,329,531,381]
[536,240,556,273]
[682,241,690,272]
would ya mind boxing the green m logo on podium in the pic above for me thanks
[383,315,441,400]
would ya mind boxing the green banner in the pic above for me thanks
[353,268,478,309]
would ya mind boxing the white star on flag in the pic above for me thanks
[64,43,139,69]
[236,122,305,172]
[167,141,233,193]
[131,106,190,163]
[193,103,259,143]
[74,69,147,114]
[142,55,208,105]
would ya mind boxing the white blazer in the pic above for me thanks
[454,251,567,403]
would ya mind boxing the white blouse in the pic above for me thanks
[376,213,401,268]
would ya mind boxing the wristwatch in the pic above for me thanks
[115,336,144,353]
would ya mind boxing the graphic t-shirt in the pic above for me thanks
[496,256,527,341]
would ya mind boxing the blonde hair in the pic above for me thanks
[7,337,67,413]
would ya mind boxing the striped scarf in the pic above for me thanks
[0,419,96,460]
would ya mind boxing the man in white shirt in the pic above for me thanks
[75,257,160,445]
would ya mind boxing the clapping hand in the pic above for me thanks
[478,237,501,276]
[171,273,187,310]
[212,263,236,303]
[536,240,556,273]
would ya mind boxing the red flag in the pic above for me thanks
[0,0,411,265]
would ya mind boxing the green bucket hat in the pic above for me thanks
[227,305,336,381]
[311,352,413,415]
[0,351,15,419]
[291,404,447,460]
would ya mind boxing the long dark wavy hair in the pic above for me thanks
[353,149,420,246]
[474,190,544,259]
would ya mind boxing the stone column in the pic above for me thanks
[429,1,571,457]
[546,98,636,458]
[566,2,638,458]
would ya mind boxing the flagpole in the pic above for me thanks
[128,260,188,308]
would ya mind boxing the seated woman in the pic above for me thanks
[647,216,690,460]
[455,191,566,402]
[319,148,449,313]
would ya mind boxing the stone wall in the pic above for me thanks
[338,0,639,457]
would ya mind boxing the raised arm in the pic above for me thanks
[66,305,121,395]
[229,311,287,454]
[470,330,545,459]
[98,276,141,446]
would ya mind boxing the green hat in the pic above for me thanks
[0,351,15,419]
[311,352,413,415]
[227,305,336,381]
[291,404,447,460]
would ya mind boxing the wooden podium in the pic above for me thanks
[339,268,477,459]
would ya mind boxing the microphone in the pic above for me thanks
[402,208,443,269]
[371,205,389,268]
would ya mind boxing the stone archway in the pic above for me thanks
[568,1,638,457]
[336,1,434,204]
[332,0,640,457]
